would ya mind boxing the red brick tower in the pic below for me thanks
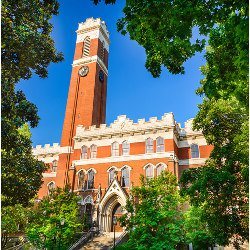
[57,18,110,186]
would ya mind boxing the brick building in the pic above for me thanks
[32,17,213,233]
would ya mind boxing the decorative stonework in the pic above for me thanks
[72,55,108,75]
[76,17,110,52]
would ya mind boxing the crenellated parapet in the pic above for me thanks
[74,113,178,142]
[76,17,110,49]
[32,143,72,157]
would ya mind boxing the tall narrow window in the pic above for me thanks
[191,144,199,158]
[90,144,97,158]
[122,141,130,156]
[83,36,91,57]
[108,167,116,184]
[87,170,95,189]
[112,142,119,156]
[146,138,154,153]
[145,164,154,179]
[100,41,105,61]
[48,182,55,195]
[81,146,88,159]
[156,164,165,176]
[156,137,164,152]
[121,166,130,187]
[52,160,57,172]
[78,170,85,190]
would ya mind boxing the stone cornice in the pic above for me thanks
[72,55,108,75]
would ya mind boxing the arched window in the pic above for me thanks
[78,170,85,190]
[100,41,105,61]
[156,164,165,176]
[108,167,116,184]
[111,142,119,156]
[121,166,130,187]
[48,182,55,195]
[83,36,91,57]
[81,146,88,159]
[90,144,97,158]
[122,141,130,156]
[191,144,199,158]
[52,160,57,172]
[156,137,164,152]
[146,138,154,153]
[87,170,95,189]
[145,164,154,179]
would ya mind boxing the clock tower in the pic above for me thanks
[60,18,110,147]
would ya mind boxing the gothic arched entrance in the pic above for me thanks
[99,179,127,232]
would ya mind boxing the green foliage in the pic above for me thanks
[94,0,249,247]
[2,123,47,207]
[26,186,84,250]
[119,172,186,250]
[184,206,215,250]
[2,204,28,234]
[2,0,63,207]
[2,0,63,83]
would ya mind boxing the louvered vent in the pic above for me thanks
[83,36,91,57]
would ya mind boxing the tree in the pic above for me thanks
[184,205,215,250]
[26,186,84,250]
[1,204,28,248]
[93,0,249,246]
[2,0,63,207]
[2,124,47,207]
[119,172,186,250]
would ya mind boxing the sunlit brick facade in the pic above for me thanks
[33,18,213,233]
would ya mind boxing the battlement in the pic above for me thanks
[74,113,201,141]
[77,17,109,38]
[32,143,61,156]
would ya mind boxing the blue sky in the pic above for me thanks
[18,0,205,146]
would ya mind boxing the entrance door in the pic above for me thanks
[111,203,124,232]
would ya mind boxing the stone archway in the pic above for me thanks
[98,179,127,232]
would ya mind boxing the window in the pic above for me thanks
[121,166,130,187]
[156,137,164,152]
[112,142,119,156]
[83,36,91,57]
[52,160,57,172]
[78,170,85,190]
[108,167,116,184]
[100,41,105,61]
[191,144,199,158]
[145,164,154,179]
[48,182,55,195]
[81,146,88,159]
[87,170,95,189]
[146,138,154,153]
[90,144,97,158]
[156,164,165,176]
[122,141,130,156]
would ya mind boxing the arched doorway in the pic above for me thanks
[111,203,124,232]
[99,194,126,232]
[99,179,127,232]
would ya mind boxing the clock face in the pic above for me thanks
[78,66,89,77]
[99,70,104,82]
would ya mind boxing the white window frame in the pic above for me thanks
[144,163,154,179]
[90,144,97,158]
[156,137,165,152]
[111,142,119,156]
[191,144,200,158]
[122,140,130,156]
[81,145,88,159]
[121,165,131,187]
[146,138,154,153]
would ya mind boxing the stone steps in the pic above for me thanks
[80,232,123,250]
